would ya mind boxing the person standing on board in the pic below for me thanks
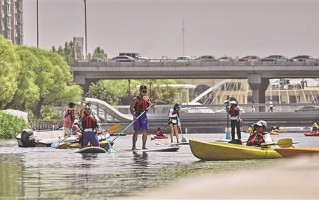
[227,100,241,140]
[130,85,156,150]
[80,104,100,147]
[168,102,182,143]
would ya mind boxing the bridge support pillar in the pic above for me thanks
[248,74,269,112]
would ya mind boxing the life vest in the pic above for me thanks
[134,96,150,112]
[81,115,97,129]
[64,108,75,127]
[229,106,240,117]
[156,130,164,136]
[246,133,264,146]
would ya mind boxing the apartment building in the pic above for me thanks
[0,0,23,45]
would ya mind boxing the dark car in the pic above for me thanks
[239,55,261,62]
[261,55,289,61]
[294,105,319,112]
[290,55,317,62]
[111,55,135,62]
[196,55,217,62]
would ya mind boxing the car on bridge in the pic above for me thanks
[261,55,289,61]
[111,55,135,62]
[175,56,194,62]
[218,56,234,62]
[195,55,217,62]
[290,55,317,62]
[294,105,319,112]
[239,55,261,62]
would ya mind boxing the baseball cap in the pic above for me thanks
[255,120,267,127]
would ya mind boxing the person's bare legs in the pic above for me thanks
[132,130,138,150]
[174,125,180,143]
[169,124,174,143]
[142,129,148,149]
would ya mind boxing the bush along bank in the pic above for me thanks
[0,111,27,139]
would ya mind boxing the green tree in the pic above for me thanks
[5,46,40,110]
[51,41,74,63]
[29,48,83,118]
[91,47,107,60]
[0,36,20,109]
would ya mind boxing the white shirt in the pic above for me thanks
[263,133,273,144]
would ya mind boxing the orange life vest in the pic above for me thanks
[246,133,264,146]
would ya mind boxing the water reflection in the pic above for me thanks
[132,151,148,167]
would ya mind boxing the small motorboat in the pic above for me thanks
[16,129,64,147]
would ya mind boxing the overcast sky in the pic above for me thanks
[23,0,319,59]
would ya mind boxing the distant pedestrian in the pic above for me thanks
[268,99,273,112]
[252,100,256,112]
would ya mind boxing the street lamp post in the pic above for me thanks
[36,0,39,48]
[84,0,88,59]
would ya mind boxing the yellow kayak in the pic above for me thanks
[189,139,282,161]
[275,147,319,158]
[57,141,109,149]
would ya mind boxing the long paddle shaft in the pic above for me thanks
[177,117,187,143]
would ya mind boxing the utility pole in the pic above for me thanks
[182,21,186,56]
[84,0,88,59]
[36,0,39,48]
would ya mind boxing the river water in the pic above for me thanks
[0,132,318,199]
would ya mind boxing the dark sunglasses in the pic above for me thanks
[142,90,147,93]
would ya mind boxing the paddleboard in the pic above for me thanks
[133,146,180,152]
[171,142,189,145]
[75,146,107,153]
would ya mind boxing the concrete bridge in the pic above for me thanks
[71,60,319,106]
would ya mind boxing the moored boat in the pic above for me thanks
[16,129,64,147]
[274,147,319,158]
[189,139,282,161]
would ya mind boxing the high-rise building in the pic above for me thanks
[0,0,23,45]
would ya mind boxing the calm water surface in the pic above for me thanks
[0,132,318,199]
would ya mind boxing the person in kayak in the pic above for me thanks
[227,100,241,140]
[246,120,273,146]
[80,104,100,147]
[156,127,165,136]
[311,123,318,134]
[130,85,156,150]
[168,102,182,143]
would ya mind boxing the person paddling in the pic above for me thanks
[130,85,156,150]
[80,104,100,147]
[246,120,273,146]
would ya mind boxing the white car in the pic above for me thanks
[175,56,193,62]
[111,56,135,62]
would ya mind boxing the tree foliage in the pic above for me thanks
[0,35,20,109]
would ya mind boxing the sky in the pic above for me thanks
[23,0,319,59]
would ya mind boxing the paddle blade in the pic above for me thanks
[181,136,187,143]
[276,138,293,148]
[108,124,122,133]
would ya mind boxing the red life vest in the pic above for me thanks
[229,106,240,116]
[246,133,264,146]
[134,96,150,112]
[81,115,97,129]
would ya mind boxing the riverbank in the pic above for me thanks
[127,154,319,199]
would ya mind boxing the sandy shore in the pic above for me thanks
[125,154,319,200]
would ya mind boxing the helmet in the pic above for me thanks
[174,102,181,108]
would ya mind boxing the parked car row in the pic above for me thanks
[109,53,318,62]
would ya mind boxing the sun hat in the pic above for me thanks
[256,120,267,127]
